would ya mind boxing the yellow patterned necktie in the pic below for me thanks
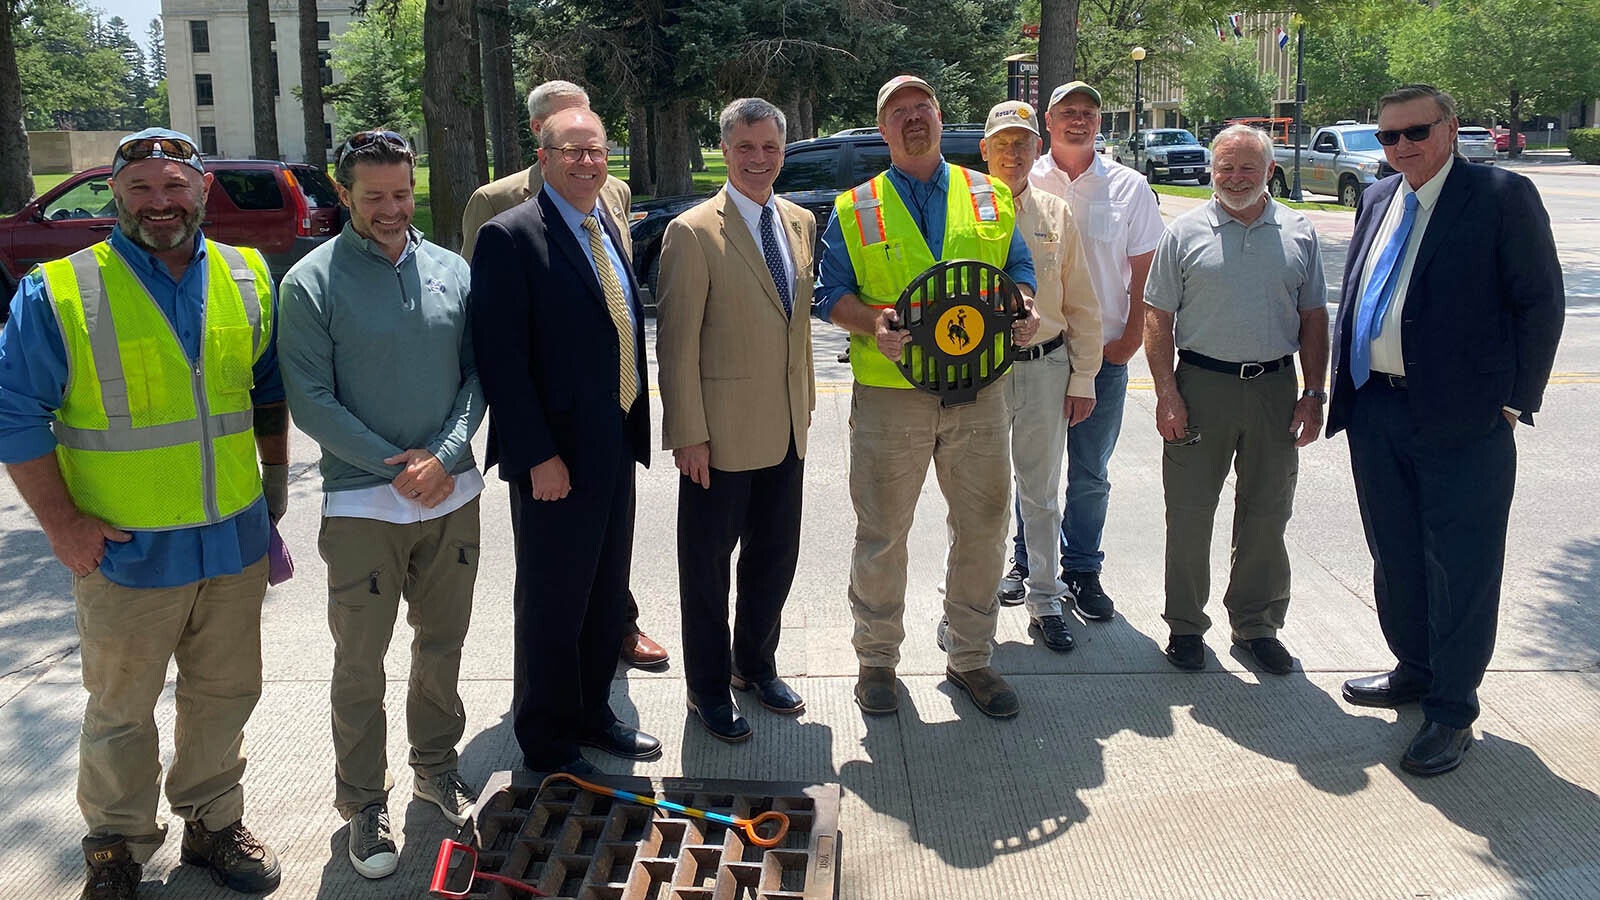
[582,215,638,413]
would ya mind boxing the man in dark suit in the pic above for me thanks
[471,108,660,775]
[1327,84,1564,777]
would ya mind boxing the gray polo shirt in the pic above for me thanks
[1144,197,1325,363]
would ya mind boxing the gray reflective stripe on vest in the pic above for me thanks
[211,243,263,356]
[969,178,998,223]
[68,251,134,426]
[51,408,254,452]
[852,183,886,246]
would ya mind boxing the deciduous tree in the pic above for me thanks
[246,0,280,159]
[299,0,326,167]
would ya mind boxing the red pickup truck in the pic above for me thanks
[2,158,343,314]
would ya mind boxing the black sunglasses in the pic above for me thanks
[1375,118,1444,146]
[337,130,409,164]
[117,137,202,165]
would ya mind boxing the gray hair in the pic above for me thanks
[1211,124,1274,167]
[527,80,589,123]
[1379,83,1457,121]
[719,98,787,143]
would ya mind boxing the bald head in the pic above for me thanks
[539,109,610,210]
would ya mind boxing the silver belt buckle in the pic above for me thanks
[1238,362,1265,380]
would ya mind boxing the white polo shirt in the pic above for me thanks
[1030,151,1166,344]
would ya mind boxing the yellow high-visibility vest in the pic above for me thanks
[834,165,1014,388]
[38,239,273,530]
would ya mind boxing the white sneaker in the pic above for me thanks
[414,770,479,827]
[348,802,398,879]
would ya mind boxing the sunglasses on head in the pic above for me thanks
[337,130,409,164]
[1375,118,1444,146]
[117,137,201,165]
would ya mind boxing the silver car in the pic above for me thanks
[1457,127,1497,165]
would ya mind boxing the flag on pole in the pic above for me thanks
[1276,26,1289,52]
[1215,20,1227,41]
[1230,13,1244,38]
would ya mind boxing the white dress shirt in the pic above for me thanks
[726,185,795,300]
[324,467,485,524]
[1357,156,1453,376]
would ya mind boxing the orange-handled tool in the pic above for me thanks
[540,773,789,848]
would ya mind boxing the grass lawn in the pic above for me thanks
[1153,182,1350,212]
[31,172,75,195]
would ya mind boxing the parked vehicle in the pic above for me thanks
[1113,129,1211,185]
[627,125,988,310]
[1269,124,1386,207]
[1,159,342,315]
[1457,127,1498,165]
[1095,133,1107,154]
[1490,125,1527,152]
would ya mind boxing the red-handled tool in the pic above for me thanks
[429,838,549,897]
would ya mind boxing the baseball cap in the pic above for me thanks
[112,127,206,176]
[876,75,940,117]
[984,101,1040,139]
[1047,81,1103,110]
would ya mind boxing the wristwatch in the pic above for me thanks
[1302,388,1327,402]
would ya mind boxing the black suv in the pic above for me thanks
[629,125,988,308]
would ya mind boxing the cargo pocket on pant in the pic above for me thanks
[330,569,383,611]
[454,542,478,568]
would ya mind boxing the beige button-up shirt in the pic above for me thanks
[1015,184,1103,398]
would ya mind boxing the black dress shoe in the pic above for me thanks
[1342,670,1428,708]
[731,674,805,714]
[1234,637,1293,675]
[688,699,752,743]
[1401,720,1472,777]
[1029,614,1075,652]
[1165,634,1205,670]
[578,722,662,760]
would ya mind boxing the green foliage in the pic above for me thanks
[13,0,139,129]
[1569,129,1600,164]
[326,0,425,138]
[1178,37,1277,124]
[1300,13,1397,122]
[143,79,167,127]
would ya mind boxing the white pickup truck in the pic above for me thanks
[1270,124,1389,207]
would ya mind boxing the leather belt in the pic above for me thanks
[1016,333,1065,362]
[1179,349,1293,380]
[1370,371,1407,389]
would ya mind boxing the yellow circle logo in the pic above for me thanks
[934,305,985,356]
[1017,106,1031,120]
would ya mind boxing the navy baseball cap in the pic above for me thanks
[112,127,206,176]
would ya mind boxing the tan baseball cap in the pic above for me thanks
[876,75,940,117]
[1047,81,1103,109]
[984,101,1040,139]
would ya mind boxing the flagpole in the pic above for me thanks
[1291,22,1305,201]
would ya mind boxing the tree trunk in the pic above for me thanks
[1037,0,1081,111]
[800,91,815,140]
[0,0,34,213]
[690,140,705,173]
[782,96,802,142]
[646,106,658,187]
[478,0,521,178]
[628,101,653,195]
[653,101,694,197]
[1508,87,1522,160]
[246,0,280,159]
[298,0,325,167]
[423,0,488,251]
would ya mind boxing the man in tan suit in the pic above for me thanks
[461,80,663,668]
[656,98,815,743]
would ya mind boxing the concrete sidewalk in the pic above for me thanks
[3,306,1599,896]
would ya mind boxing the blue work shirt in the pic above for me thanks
[0,228,284,588]
[543,185,642,396]
[812,159,1037,322]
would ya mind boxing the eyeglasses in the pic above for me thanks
[117,137,202,166]
[337,130,409,164]
[547,146,610,164]
[1375,118,1444,146]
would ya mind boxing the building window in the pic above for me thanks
[195,74,214,106]
[189,20,209,53]
[270,51,279,96]
[319,50,332,87]
[200,127,218,156]
[317,20,331,42]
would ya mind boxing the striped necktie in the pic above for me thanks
[582,215,638,413]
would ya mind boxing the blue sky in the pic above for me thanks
[90,0,164,50]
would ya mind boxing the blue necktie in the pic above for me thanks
[1350,192,1420,388]
[760,205,792,317]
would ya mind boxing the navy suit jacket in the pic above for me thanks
[471,189,651,484]
[1326,161,1564,445]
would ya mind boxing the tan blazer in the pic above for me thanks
[656,186,816,471]
[460,162,633,262]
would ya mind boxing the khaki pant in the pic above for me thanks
[1161,363,1298,641]
[76,556,269,859]
[320,499,480,818]
[848,381,1011,671]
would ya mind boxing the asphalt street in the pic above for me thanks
[1,160,1597,898]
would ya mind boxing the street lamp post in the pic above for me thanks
[1131,46,1146,134]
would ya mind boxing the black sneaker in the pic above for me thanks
[82,835,140,900]
[1065,571,1115,621]
[180,820,281,893]
[1165,634,1206,671]
[996,560,1027,607]
[935,614,949,651]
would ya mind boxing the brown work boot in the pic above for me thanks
[854,665,899,714]
[82,835,140,900]
[946,666,1021,719]
[181,819,281,894]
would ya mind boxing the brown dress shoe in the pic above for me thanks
[946,666,1020,719]
[621,630,669,668]
[854,665,898,714]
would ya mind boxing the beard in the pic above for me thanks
[1214,184,1266,213]
[119,203,204,252]
[901,123,934,156]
